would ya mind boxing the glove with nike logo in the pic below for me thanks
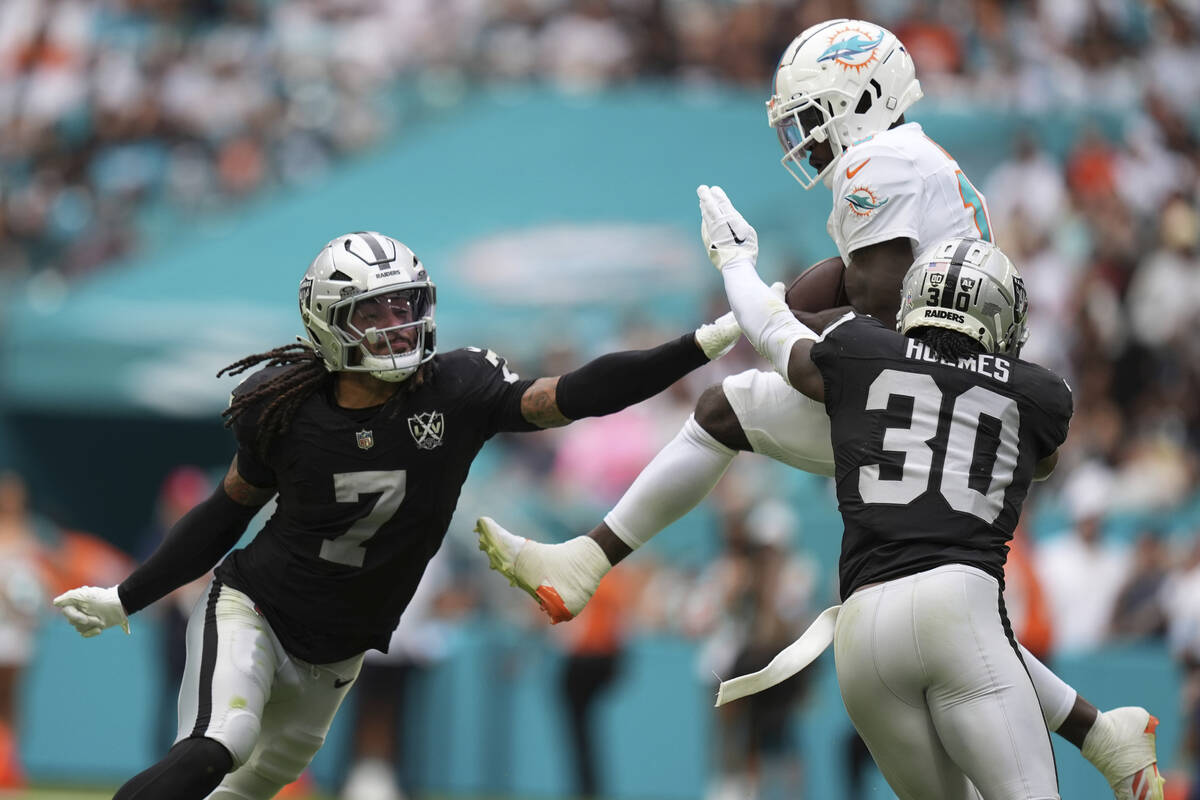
[54,585,131,638]
[698,184,758,272]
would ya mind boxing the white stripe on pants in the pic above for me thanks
[833,564,1059,800]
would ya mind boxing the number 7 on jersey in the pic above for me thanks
[319,470,407,567]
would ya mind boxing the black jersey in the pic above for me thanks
[809,314,1072,599]
[213,347,538,664]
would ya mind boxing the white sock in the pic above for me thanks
[1020,644,1077,731]
[603,415,736,550]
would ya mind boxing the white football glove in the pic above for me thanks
[698,184,758,272]
[53,585,130,638]
[694,311,740,360]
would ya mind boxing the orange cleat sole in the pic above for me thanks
[535,585,574,624]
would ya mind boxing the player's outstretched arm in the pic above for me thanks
[53,456,274,638]
[696,184,825,400]
[517,310,744,429]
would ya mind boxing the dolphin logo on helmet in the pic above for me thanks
[767,19,923,190]
[817,30,886,70]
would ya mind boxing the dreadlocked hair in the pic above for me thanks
[911,326,985,363]
[218,343,438,459]
[219,343,330,458]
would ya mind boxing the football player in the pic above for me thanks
[712,196,1063,798]
[476,19,1163,800]
[50,230,748,800]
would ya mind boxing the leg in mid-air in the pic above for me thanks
[476,367,834,619]
[1019,646,1163,799]
[478,379,750,620]
[477,375,1163,800]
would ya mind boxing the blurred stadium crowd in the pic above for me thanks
[2,0,1200,798]
[3,0,1200,273]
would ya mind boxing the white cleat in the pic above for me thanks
[475,516,609,624]
[1082,706,1165,800]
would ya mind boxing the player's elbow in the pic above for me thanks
[1033,451,1058,481]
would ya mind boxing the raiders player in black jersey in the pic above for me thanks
[708,194,1070,797]
[51,230,750,800]
[479,186,1163,800]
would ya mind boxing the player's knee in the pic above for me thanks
[252,728,325,786]
[113,736,233,800]
[219,709,263,768]
[176,736,234,778]
[695,385,752,451]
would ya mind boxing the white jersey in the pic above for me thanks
[724,122,996,476]
[826,122,993,264]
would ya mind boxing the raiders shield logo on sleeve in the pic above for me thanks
[407,411,445,450]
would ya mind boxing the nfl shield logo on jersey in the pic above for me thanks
[408,411,445,450]
[355,429,374,450]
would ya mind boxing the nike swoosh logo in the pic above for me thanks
[845,159,870,180]
[334,677,353,689]
[727,223,746,245]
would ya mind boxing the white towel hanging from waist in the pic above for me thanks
[714,604,841,707]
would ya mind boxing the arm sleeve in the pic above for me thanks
[117,483,267,615]
[721,260,819,385]
[831,151,923,257]
[554,332,708,419]
[234,440,276,488]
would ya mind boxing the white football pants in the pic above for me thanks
[176,581,362,800]
[722,368,836,476]
[723,367,1078,731]
[604,368,1078,734]
[834,565,1059,800]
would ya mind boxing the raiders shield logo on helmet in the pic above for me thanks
[408,411,444,450]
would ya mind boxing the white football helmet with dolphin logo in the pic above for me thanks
[767,19,923,189]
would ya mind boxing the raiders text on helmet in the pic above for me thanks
[897,238,1030,355]
[298,231,437,382]
[767,19,923,189]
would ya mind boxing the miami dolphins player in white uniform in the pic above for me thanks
[477,19,1163,800]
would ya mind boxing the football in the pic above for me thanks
[785,256,848,313]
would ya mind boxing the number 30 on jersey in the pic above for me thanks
[860,370,1017,524]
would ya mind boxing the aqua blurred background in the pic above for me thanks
[1,1,1198,799]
